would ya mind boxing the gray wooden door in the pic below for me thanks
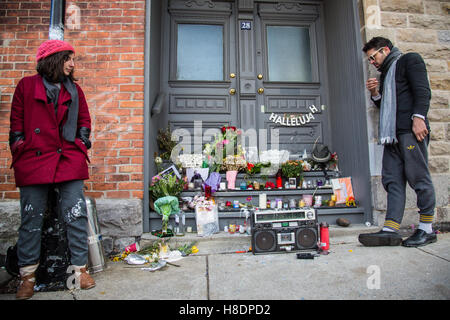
[161,0,330,157]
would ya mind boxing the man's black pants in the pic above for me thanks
[381,133,435,231]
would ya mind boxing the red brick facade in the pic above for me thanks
[0,1,146,200]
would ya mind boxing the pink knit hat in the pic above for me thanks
[36,39,75,62]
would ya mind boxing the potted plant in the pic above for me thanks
[281,160,304,187]
[154,124,178,171]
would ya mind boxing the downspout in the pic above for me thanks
[49,0,66,40]
[143,0,152,233]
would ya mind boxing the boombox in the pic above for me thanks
[251,208,319,254]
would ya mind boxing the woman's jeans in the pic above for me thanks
[17,180,88,267]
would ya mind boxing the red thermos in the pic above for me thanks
[320,222,330,251]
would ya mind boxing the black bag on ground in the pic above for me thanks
[4,189,71,291]
[5,245,19,277]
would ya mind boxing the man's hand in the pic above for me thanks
[366,78,379,97]
[412,117,428,142]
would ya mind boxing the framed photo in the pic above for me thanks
[156,165,181,180]
[289,178,297,189]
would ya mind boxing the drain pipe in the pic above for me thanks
[49,0,66,40]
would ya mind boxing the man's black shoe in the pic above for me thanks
[358,230,402,247]
[402,229,437,247]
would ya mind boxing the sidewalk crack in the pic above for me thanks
[205,255,210,300]
[416,247,450,263]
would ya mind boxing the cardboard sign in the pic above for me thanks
[331,177,354,204]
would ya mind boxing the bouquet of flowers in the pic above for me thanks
[190,195,215,211]
[221,154,247,172]
[329,152,338,170]
[203,126,244,172]
[149,173,186,201]
[245,162,271,177]
[281,160,304,179]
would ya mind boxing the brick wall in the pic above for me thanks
[0,0,146,200]
[361,0,450,225]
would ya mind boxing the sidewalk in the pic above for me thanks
[1,225,449,300]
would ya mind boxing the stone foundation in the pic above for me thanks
[0,199,143,256]
[370,174,449,228]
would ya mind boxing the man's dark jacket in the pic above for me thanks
[372,52,431,135]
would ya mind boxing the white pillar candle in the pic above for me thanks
[259,193,267,209]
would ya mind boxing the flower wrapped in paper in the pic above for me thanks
[154,196,180,235]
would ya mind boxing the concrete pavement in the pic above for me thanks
[0,225,449,301]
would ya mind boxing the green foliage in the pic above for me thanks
[281,160,304,178]
[149,173,186,201]
[156,125,177,160]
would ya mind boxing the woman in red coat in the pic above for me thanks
[9,40,95,299]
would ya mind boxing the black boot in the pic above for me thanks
[358,230,402,247]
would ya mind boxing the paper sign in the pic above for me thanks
[331,177,354,204]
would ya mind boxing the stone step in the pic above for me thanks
[139,224,379,255]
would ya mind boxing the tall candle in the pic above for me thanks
[259,193,267,209]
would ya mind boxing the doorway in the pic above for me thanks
[160,0,330,156]
[144,0,373,231]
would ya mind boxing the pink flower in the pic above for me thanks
[223,139,230,145]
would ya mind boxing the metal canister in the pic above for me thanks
[85,197,107,273]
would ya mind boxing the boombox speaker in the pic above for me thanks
[296,227,318,249]
[251,209,319,255]
[253,230,277,252]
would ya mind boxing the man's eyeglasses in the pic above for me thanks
[368,47,383,61]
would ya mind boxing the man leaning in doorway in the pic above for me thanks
[358,36,437,248]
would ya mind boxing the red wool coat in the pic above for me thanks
[10,74,91,187]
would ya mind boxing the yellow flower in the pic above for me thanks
[191,246,199,254]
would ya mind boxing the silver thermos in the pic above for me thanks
[85,197,107,273]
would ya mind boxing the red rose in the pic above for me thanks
[247,163,255,171]
[265,181,275,189]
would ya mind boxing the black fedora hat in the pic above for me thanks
[312,142,331,163]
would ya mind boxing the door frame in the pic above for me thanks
[143,0,373,232]
[253,1,331,157]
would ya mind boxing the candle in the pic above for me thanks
[259,193,267,209]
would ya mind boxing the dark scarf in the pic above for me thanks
[42,76,79,142]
